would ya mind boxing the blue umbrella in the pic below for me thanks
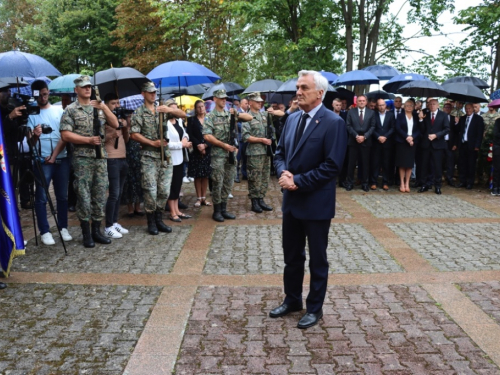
[147,60,220,89]
[363,65,400,80]
[0,51,61,78]
[333,70,379,86]
[383,73,428,93]
[442,76,489,90]
[119,94,145,111]
[491,89,500,100]
[320,70,339,84]
[48,73,82,93]
[202,82,245,100]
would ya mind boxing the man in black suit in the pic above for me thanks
[418,98,450,194]
[271,70,347,329]
[456,103,485,189]
[442,102,459,186]
[370,98,395,190]
[345,95,376,191]
[393,96,403,119]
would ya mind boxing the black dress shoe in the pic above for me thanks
[435,187,442,195]
[345,185,353,191]
[0,282,7,289]
[269,302,303,318]
[466,184,473,190]
[297,310,323,329]
[456,183,466,188]
[446,179,454,186]
[361,184,369,192]
[418,186,429,193]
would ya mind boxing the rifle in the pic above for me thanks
[228,109,239,165]
[266,111,276,157]
[158,99,165,164]
[90,84,104,159]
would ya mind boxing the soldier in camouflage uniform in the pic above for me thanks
[203,89,252,222]
[242,92,277,213]
[60,75,119,248]
[479,106,500,185]
[450,101,465,120]
[130,82,185,235]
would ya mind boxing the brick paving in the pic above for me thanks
[17,225,191,274]
[353,194,499,218]
[204,224,402,275]
[388,223,500,272]
[0,283,161,374]
[459,281,500,324]
[174,285,500,375]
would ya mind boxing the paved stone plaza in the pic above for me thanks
[3,181,500,374]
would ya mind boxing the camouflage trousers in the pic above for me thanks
[73,157,108,222]
[247,154,270,199]
[141,155,173,213]
[210,155,236,204]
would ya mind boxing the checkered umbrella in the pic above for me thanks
[119,94,144,111]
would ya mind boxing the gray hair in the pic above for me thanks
[298,70,328,100]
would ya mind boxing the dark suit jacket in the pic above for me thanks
[346,107,376,147]
[339,111,347,121]
[418,110,449,150]
[445,114,459,151]
[186,116,209,156]
[274,105,347,220]
[456,113,484,150]
[395,113,421,144]
[373,111,395,148]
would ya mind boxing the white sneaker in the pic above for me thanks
[104,227,122,239]
[41,232,55,246]
[113,223,129,234]
[183,177,190,183]
[60,228,73,241]
[228,193,234,199]
[188,177,194,182]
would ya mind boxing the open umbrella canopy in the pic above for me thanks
[383,73,428,93]
[202,82,245,100]
[319,70,339,84]
[0,77,30,88]
[488,99,500,108]
[94,67,150,98]
[491,89,500,100]
[147,60,220,88]
[0,51,61,78]
[160,83,210,97]
[11,76,52,96]
[48,73,83,94]
[242,79,283,94]
[442,76,489,90]
[441,83,488,103]
[334,70,379,86]
[363,65,400,80]
[398,80,449,98]
[366,90,395,100]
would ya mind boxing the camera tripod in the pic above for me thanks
[13,125,68,254]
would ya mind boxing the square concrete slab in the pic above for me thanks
[458,281,500,324]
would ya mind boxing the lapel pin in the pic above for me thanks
[316,120,319,124]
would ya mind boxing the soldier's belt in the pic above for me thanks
[142,145,160,153]
[75,144,95,150]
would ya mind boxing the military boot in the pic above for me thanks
[251,198,263,213]
[91,221,112,245]
[80,220,95,248]
[221,202,236,220]
[155,211,172,233]
[258,198,273,211]
[147,213,159,235]
[212,203,224,222]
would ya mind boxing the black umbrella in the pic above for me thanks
[383,73,428,94]
[442,76,489,90]
[0,77,30,89]
[160,83,210,97]
[441,83,488,103]
[94,67,151,98]
[397,80,449,98]
[366,90,395,100]
[242,79,283,94]
[334,87,356,107]
[202,82,245,100]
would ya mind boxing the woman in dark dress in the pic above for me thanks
[187,100,212,207]
[395,100,420,193]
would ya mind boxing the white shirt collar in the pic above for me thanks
[303,102,323,119]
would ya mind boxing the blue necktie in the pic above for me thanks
[294,113,309,149]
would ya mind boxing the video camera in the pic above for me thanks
[39,124,53,134]
[7,93,40,124]
[112,107,134,122]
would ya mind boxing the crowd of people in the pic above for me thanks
[1,74,500,250]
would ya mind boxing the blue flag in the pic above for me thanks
[0,112,25,277]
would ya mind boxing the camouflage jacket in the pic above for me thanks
[242,110,268,156]
[482,112,500,139]
[60,99,107,158]
[130,104,172,160]
[203,109,234,159]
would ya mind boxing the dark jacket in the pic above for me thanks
[456,113,484,150]
[418,109,449,149]
[186,116,210,156]
[346,107,376,147]
[395,112,421,144]
[372,111,395,148]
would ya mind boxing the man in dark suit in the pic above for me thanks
[271,70,347,329]
[456,103,485,189]
[418,99,450,194]
[370,98,395,190]
[345,94,376,191]
[442,102,459,186]
[393,96,403,119]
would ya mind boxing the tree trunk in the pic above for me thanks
[340,0,354,73]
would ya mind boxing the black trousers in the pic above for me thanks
[282,211,331,314]
[347,144,370,185]
[168,164,184,201]
[458,143,478,186]
[493,148,500,187]
[105,158,129,227]
[421,147,443,188]
[370,143,393,185]
[444,143,457,181]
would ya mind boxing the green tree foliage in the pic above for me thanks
[0,0,42,52]
[19,0,125,74]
